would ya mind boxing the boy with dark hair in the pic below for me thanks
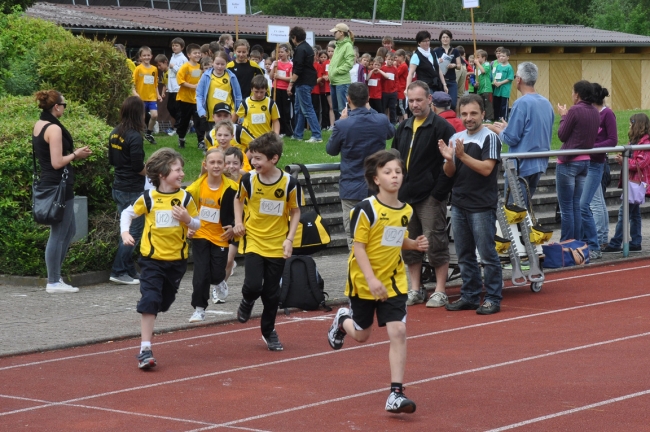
[236,75,280,138]
[227,39,265,99]
[233,132,303,351]
[167,38,188,136]
[176,43,204,149]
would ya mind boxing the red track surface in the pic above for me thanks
[2,260,650,431]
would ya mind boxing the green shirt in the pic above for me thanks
[492,63,514,98]
[477,62,492,95]
[329,37,355,85]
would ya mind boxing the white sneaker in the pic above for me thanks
[46,282,79,293]
[59,278,79,290]
[189,309,205,323]
[406,287,426,306]
[214,281,229,304]
[231,261,237,277]
[385,391,416,413]
[426,291,448,308]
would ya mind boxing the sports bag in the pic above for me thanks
[290,164,331,255]
[541,239,590,269]
[279,255,332,315]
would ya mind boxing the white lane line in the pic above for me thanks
[485,389,650,431]
[183,332,650,431]
[3,263,648,372]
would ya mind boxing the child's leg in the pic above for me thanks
[327,94,335,127]
[176,102,192,141]
[483,93,494,121]
[389,93,397,123]
[191,238,211,310]
[141,313,156,343]
[341,319,372,343]
[492,96,502,121]
[385,321,407,383]
[225,243,238,282]
[259,256,286,337]
[192,107,204,144]
[148,109,158,130]
[210,244,228,285]
[160,260,188,313]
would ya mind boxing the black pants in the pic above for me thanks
[369,98,383,114]
[167,92,180,127]
[242,252,285,337]
[191,238,228,309]
[274,88,294,136]
[493,95,509,121]
[311,93,322,126]
[177,101,203,142]
[320,93,331,129]
[382,92,398,123]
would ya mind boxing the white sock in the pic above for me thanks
[140,341,151,353]
[196,307,205,312]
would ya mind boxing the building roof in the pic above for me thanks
[26,2,650,46]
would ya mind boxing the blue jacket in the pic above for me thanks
[196,68,242,118]
[326,107,395,200]
[499,93,554,177]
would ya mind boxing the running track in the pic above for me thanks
[1,260,650,431]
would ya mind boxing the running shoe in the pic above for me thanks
[167,129,177,136]
[212,281,229,304]
[178,138,186,149]
[137,348,156,370]
[144,133,157,145]
[109,274,140,285]
[305,137,323,143]
[45,282,79,293]
[327,307,351,350]
[198,140,206,150]
[189,309,205,323]
[262,329,283,351]
[237,298,255,323]
[406,287,427,306]
[385,391,416,413]
[426,291,448,308]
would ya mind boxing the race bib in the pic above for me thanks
[495,72,502,80]
[143,75,155,85]
[155,210,180,228]
[381,226,406,247]
[191,69,202,77]
[199,207,220,224]
[251,113,266,124]
[259,198,284,216]
[277,70,287,78]
[368,79,378,87]
[386,73,395,80]
[213,88,228,101]
[325,64,329,72]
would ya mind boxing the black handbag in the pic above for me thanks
[31,138,68,225]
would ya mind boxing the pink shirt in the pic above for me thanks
[273,60,293,91]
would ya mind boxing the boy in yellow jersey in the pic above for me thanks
[120,148,200,370]
[197,51,243,131]
[176,43,203,149]
[233,133,302,351]
[327,150,428,414]
[185,148,239,318]
[236,75,281,138]
[133,46,162,145]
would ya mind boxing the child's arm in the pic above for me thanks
[284,207,300,258]
[354,242,388,301]
[233,196,245,237]
[172,205,200,230]
[402,235,428,252]
[272,118,280,134]
[120,205,138,246]
[376,68,390,79]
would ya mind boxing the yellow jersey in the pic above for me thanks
[345,196,413,300]
[132,188,199,261]
[236,96,280,138]
[185,173,238,247]
[205,125,254,172]
[236,171,303,257]
[133,64,158,102]
[176,62,202,104]
[206,72,235,118]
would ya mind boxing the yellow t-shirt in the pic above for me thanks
[406,116,426,169]
[133,64,158,102]
[132,188,199,261]
[236,171,303,257]
[162,70,169,87]
[206,72,235,118]
[126,58,136,73]
[205,126,254,172]
[345,196,413,300]
[185,173,238,247]
[176,62,202,104]
[236,96,280,138]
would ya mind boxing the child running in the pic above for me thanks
[185,148,239,318]
[132,46,162,144]
[205,119,253,172]
[223,147,246,282]
[233,132,302,351]
[236,75,281,138]
[327,149,428,414]
[176,43,203,149]
[120,148,200,369]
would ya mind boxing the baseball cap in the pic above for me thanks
[432,91,452,108]
[330,23,350,33]
[213,102,232,114]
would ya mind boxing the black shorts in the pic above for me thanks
[137,257,187,315]
[349,294,407,330]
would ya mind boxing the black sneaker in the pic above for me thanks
[385,391,416,413]
[630,244,642,253]
[144,133,157,145]
[476,300,500,315]
[197,140,206,150]
[137,348,156,370]
[445,298,480,311]
[602,245,622,253]
[178,138,186,149]
[237,299,254,323]
[327,307,350,350]
[262,329,284,351]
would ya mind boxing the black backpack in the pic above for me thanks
[279,256,332,315]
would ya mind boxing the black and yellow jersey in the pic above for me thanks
[236,171,303,258]
[345,196,413,300]
[205,124,254,172]
[236,96,280,138]
[132,188,199,261]
[206,72,236,118]
[185,173,238,247]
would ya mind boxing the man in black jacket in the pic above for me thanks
[392,81,455,308]
[288,26,322,143]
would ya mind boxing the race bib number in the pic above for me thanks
[143,75,155,85]
[191,69,202,77]
[155,210,179,228]
[368,79,378,87]
[277,70,287,78]
[495,72,502,80]
[386,73,395,80]
[259,199,284,216]
[381,226,406,247]
[325,64,330,72]
[251,113,266,124]
[213,88,228,101]
[199,207,220,224]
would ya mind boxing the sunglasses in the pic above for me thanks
[57,103,67,108]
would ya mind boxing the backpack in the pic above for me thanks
[541,240,590,268]
[290,164,331,255]
[279,255,332,315]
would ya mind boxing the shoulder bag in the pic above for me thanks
[32,125,68,225]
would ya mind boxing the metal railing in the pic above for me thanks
[285,163,340,177]
[504,144,650,257]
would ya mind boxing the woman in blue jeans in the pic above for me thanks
[603,113,650,253]
[556,81,600,241]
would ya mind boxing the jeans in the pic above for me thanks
[446,79,458,110]
[293,84,322,140]
[580,161,604,251]
[504,171,542,209]
[451,206,503,305]
[330,83,350,119]
[556,161,589,241]
[609,203,642,248]
[111,189,145,277]
[590,185,609,246]
[45,198,76,283]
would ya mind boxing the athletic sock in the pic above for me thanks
[196,307,205,312]
[338,314,348,328]
[140,341,151,353]
[390,383,403,394]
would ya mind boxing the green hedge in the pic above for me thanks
[0,96,118,277]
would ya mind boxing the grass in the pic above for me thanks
[146,109,650,179]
